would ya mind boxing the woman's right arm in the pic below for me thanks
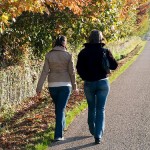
[36,54,50,93]
[68,54,77,91]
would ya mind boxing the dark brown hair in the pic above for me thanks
[54,35,66,47]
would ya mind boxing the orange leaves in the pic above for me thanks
[0,1,43,32]
[119,0,137,19]
[0,88,86,149]
[0,0,92,19]
[136,2,150,24]
[0,116,4,123]
[44,0,92,14]
[0,0,92,32]
[119,0,149,20]
[34,114,43,119]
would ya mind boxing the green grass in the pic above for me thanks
[109,41,146,83]
[135,17,150,37]
[66,100,88,128]
[26,126,55,150]
[28,40,146,150]
[109,37,143,61]
[25,101,88,150]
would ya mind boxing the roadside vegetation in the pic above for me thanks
[0,0,150,149]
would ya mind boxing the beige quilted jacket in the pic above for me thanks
[36,46,77,92]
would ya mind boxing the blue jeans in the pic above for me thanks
[48,86,71,139]
[84,79,110,139]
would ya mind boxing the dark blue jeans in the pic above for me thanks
[48,86,71,139]
[84,79,110,139]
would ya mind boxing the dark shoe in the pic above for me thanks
[95,138,101,144]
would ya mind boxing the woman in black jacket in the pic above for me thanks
[76,30,118,144]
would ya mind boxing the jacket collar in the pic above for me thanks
[84,43,105,48]
[52,46,66,51]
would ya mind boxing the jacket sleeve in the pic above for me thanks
[76,52,86,80]
[107,49,118,70]
[68,54,77,90]
[36,54,50,93]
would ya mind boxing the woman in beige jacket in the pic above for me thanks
[36,35,78,141]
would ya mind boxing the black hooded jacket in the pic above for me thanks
[76,43,118,81]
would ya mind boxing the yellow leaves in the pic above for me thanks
[0,25,4,34]
[91,16,98,22]
[1,13,9,24]
[0,13,10,33]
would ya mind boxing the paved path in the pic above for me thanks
[49,41,150,150]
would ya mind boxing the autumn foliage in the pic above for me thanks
[0,0,91,28]
[0,0,150,67]
[0,1,150,149]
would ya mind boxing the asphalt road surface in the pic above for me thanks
[49,41,150,150]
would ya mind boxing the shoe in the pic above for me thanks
[54,137,64,141]
[95,138,101,144]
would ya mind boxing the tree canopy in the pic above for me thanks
[0,0,150,67]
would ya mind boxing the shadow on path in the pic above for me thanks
[50,135,95,149]
[64,142,95,150]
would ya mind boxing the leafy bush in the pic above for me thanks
[1,1,149,67]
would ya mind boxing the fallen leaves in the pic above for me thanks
[0,86,85,149]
